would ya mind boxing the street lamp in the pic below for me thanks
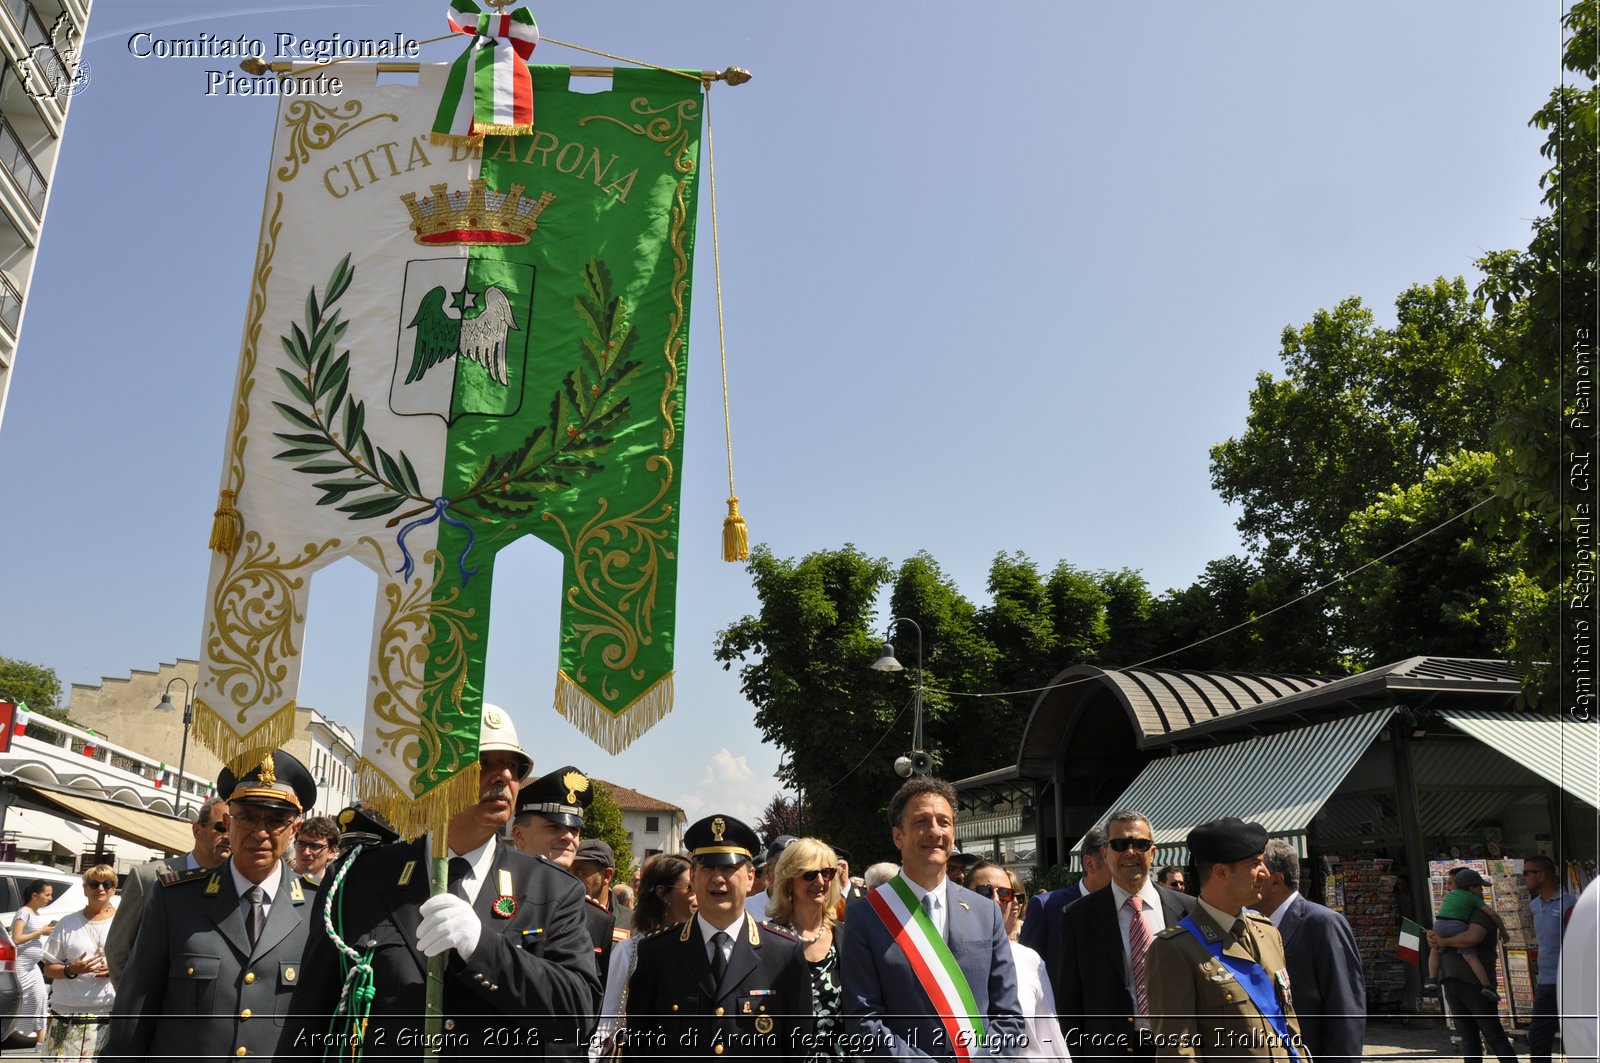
[155,677,194,813]
[871,617,931,777]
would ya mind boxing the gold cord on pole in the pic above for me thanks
[704,88,748,562]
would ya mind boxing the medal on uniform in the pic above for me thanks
[755,1016,774,1034]
[492,869,517,917]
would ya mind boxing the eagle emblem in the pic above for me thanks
[561,770,590,805]
[405,283,520,386]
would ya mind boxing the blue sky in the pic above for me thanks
[0,1,1564,826]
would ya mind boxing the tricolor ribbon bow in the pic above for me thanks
[433,0,540,143]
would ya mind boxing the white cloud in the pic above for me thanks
[676,747,780,829]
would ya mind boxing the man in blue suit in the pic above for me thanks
[841,777,1026,1061]
[1258,839,1366,1061]
[1018,825,1110,1000]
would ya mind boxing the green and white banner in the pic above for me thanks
[198,61,702,835]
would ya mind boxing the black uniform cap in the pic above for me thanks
[1186,817,1269,864]
[219,749,316,813]
[515,765,593,829]
[336,802,399,847]
[686,814,760,867]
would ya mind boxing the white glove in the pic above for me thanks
[416,893,482,961]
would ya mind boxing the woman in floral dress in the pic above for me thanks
[766,837,846,1062]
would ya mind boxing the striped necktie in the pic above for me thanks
[1127,895,1151,1016]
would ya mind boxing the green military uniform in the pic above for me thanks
[1144,817,1310,1063]
[1146,906,1307,1062]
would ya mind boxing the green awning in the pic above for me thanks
[1436,710,1598,809]
[1071,708,1396,866]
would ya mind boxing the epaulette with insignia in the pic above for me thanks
[161,865,213,888]
[1244,911,1273,924]
[646,922,682,939]
[583,895,611,913]
[1155,926,1186,939]
[758,921,800,942]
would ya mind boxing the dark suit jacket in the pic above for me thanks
[1056,883,1195,1061]
[1276,893,1365,1061]
[1018,883,1083,997]
[277,836,600,1058]
[624,913,813,1060]
[840,880,1026,1062]
[106,858,316,1060]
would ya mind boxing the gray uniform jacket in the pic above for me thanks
[106,858,316,1061]
[105,852,188,986]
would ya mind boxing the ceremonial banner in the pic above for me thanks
[198,62,701,834]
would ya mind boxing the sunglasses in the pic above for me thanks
[973,884,1016,902]
[84,881,116,891]
[1107,837,1155,853]
[798,867,837,883]
[207,821,229,834]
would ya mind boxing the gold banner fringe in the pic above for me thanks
[356,761,481,843]
[208,490,243,555]
[472,121,534,136]
[722,496,749,562]
[192,698,298,775]
[553,671,674,755]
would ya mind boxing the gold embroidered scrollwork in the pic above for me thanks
[277,99,399,182]
[578,95,702,175]
[206,530,340,718]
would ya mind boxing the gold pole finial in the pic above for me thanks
[721,67,752,86]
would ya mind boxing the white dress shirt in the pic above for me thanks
[1009,940,1072,1061]
[899,875,950,937]
[1268,891,1300,928]
[448,835,499,905]
[1110,879,1166,1030]
[229,860,284,922]
[697,912,741,967]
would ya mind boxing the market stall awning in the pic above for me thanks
[3,805,95,855]
[25,786,192,854]
[1436,710,1598,809]
[1070,707,1396,866]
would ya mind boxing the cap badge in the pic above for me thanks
[484,706,505,729]
[711,817,726,842]
[259,752,277,786]
[561,770,590,805]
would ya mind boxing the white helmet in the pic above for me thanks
[479,703,533,780]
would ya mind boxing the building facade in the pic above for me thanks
[0,0,92,426]
[595,779,685,859]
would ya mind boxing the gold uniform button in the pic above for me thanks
[713,1046,724,1056]
[671,1005,679,1013]
[715,1007,725,1017]
[244,972,256,984]
[236,1049,248,1057]
[241,1009,252,1020]
[187,967,196,976]
[1224,993,1233,1002]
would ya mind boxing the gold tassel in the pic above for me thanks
[357,761,481,843]
[192,698,298,775]
[209,490,243,555]
[553,671,674,755]
[722,496,749,562]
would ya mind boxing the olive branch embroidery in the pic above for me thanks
[270,255,638,584]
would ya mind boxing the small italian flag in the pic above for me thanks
[154,762,166,788]
[1398,917,1423,964]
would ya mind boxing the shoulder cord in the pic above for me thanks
[320,847,377,1062]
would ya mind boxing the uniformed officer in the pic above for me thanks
[572,838,635,986]
[513,764,627,988]
[624,814,813,1060]
[1144,818,1309,1063]
[106,748,319,1061]
[277,707,600,1058]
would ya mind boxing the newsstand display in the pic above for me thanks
[1323,855,1406,1012]
[1427,858,1536,1029]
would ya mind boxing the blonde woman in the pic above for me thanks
[967,860,1070,1062]
[765,837,845,1062]
[40,866,118,1061]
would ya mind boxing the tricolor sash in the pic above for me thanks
[1177,915,1301,1062]
[868,876,986,1061]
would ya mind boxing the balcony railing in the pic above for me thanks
[0,269,20,335]
[0,113,45,213]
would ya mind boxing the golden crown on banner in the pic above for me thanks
[399,178,556,246]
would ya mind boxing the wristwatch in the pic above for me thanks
[64,963,78,979]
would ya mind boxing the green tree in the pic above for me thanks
[1475,0,1598,704]
[583,780,635,882]
[1338,451,1529,667]
[0,656,64,720]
